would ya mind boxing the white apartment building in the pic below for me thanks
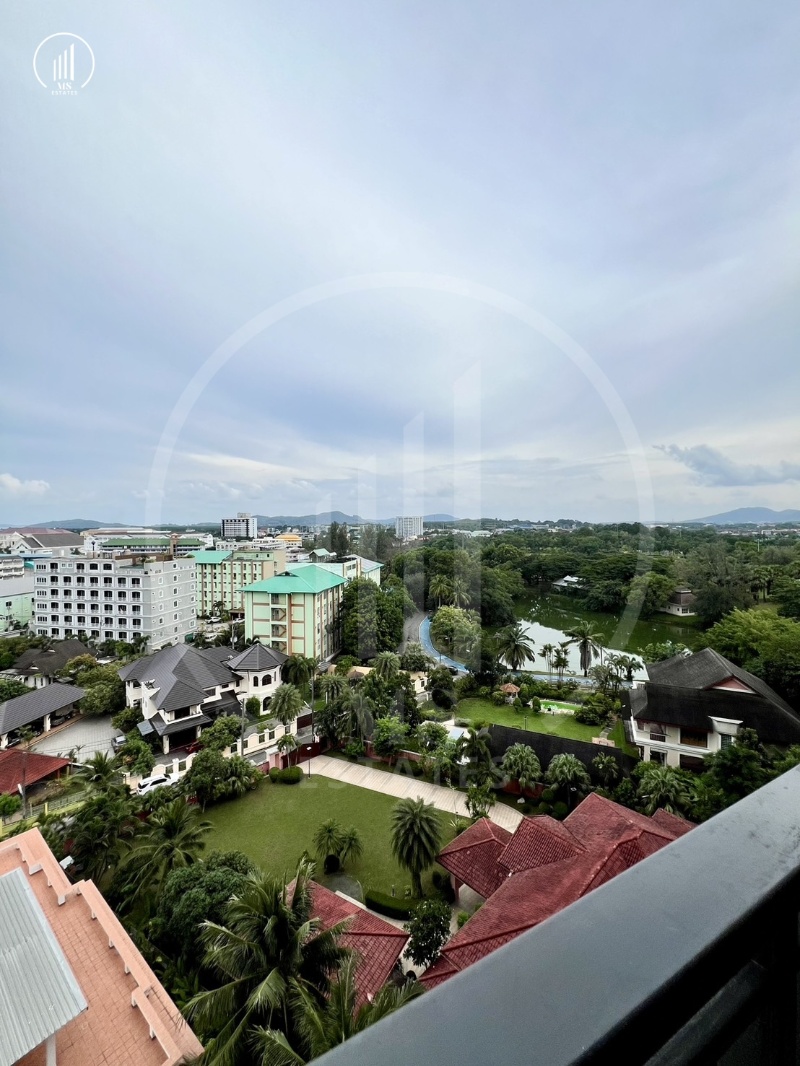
[395,515,424,540]
[221,513,258,539]
[0,556,35,634]
[32,557,197,650]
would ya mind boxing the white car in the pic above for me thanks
[137,773,180,796]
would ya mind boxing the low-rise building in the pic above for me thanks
[3,637,91,689]
[625,648,800,769]
[0,828,203,1065]
[285,554,382,587]
[0,528,84,557]
[242,564,345,660]
[0,683,85,749]
[32,557,196,650]
[192,548,287,617]
[657,587,696,616]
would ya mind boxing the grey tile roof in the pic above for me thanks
[0,868,87,1066]
[227,642,287,673]
[146,711,213,737]
[647,648,795,716]
[0,684,85,735]
[12,639,91,677]
[119,644,237,712]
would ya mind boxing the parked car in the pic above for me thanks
[112,735,127,752]
[137,773,179,796]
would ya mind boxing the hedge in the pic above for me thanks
[364,890,417,920]
[268,766,303,784]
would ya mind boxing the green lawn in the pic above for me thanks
[456,698,601,742]
[608,719,639,759]
[204,777,453,897]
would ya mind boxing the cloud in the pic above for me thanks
[0,473,49,496]
[656,445,800,487]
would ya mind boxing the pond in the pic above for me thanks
[513,594,701,680]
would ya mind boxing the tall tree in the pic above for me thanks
[187,860,351,1065]
[271,684,304,727]
[562,622,603,676]
[390,797,442,898]
[494,623,536,671]
[117,797,211,908]
[501,743,542,794]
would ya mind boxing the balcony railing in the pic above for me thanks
[317,765,800,1066]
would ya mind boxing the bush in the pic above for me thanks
[411,762,425,777]
[552,801,569,819]
[457,911,471,928]
[269,765,303,784]
[111,704,144,734]
[541,788,555,803]
[364,890,417,920]
[521,802,534,814]
[431,688,455,710]
[490,690,507,706]
[537,802,552,815]
[0,794,22,817]
[453,717,469,728]
[343,740,365,761]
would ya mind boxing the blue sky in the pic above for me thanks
[2,1,799,524]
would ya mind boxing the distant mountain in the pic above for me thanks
[36,519,126,530]
[685,507,800,525]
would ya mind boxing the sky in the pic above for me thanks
[2,1,799,525]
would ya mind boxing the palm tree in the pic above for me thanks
[77,750,121,791]
[540,643,555,680]
[253,955,423,1064]
[611,654,643,683]
[337,826,363,868]
[187,860,351,1065]
[319,674,347,705]
[346,692,375,741]
[501,743,541,795]
[272,684,304,728]
[494,623,536,671]
[390,797,442,898]
[588,663,616,697]
[277,734,298,765]
[552,647,569,683]
[428,574,452,608]
[313,819,344,862]
[545,754,591,802]
[562,622,603,676]
[118,797,211,906]
[70,790,141,883]
[591,753,620,789]
[283,656,317,696]
[450,576,470,608]
[371,651,400,682]
[458,727,497,785]
[636,764,693,816]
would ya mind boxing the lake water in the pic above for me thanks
[514,594,700,680]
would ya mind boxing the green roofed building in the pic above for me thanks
[242,564,345,660]
[192,548,286,617]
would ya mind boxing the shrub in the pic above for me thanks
[477,686,491,700]
[521,802,534,814]
[111,704,144,734]
[457,911,471,928]
[411,762,425,777]
[364,890,417,920]
[343,740,365,761]
[431,689,455,710]
[552,801,569,819]
[537,802,552,815]
[541,788,555,803]
[0,794,21,817]
[491,690,507,706]
[269,765,303,784]
[453,718,469,728]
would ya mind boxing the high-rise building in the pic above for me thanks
[0,556,35,634]
[32,557,196,650]
[395,515,424,540]
[220,512,258,539]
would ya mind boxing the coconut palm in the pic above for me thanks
[390,797,442,898]
[501,744,541,794]
[337,826,363,868]
[450,576,470,608]
[253,954,423,1064]
[540,643,555,680]
[271,684,304,727]
[77,750,122,791]
[371,651,401,682]
[494,623,536,671]
[282,655,315,691]
[277,734,298,765]
[611,654,642,684]
[428,574,452,608]
[117,797,211,906]
[313,819,344,862]
[346,692,375,741]
[552,647,569,683]
[636,764,694,816]
[187,860,351,1065]
[69,789,141,884]
[588,663,617,697]
[562,622,603,677]
[545,754,591,798]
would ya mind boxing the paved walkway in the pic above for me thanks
[31,715,118,761]
[308,755,524,832]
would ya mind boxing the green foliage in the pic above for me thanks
[703,609,800,705]
[0,678,28,702]
[390,797,442,898]
[245,695,261,717]
[404,898,452,968]
[417,721,448,752]
[343,739,365,760]
[184,748,263,808]
[545,753,591,794]
[117,734,155,776]
[270,683,304,726]
[199,714,242,751]
[400,643,431,672]
[465,782,495,820]
[111,704,143,734]
[430,606,481,660]
[591,752,620,787]
[0,794,22,816]
[456,910,471,928]
[269,765,304,784]
[494,622,536,671]
[341,579,407,660]
[501,743,542,792]
[372,717,409,760]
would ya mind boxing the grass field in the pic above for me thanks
[608,719,639,758]
[204,776,453,897]
[456,698,601,742]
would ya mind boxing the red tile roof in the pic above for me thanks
[423,793,694,989]
[651,808,695,837]
[307,882,408,1007]
[497,815,585,874]
[0,750,69,794]
[437,818,512,899]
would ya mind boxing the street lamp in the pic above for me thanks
[305,744,313,778]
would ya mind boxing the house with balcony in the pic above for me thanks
[3,637,91,689]
[657,586,696,616]
[225,641,288,711]
[625,648,800,770]
[242,565,346,660]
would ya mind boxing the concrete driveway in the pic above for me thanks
[308,754,524,832]
[31,715,118,762]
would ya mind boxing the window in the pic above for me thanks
[117,577,126,586]
[118,605,126,613]
[76,576,84,585]
[132,605,140,613]
[90,590,98,599]
[105,631,114,639]
[76,563,84,571]
[720,733,735,750]
[103,563,112,570]
[51,627,60,635]
[253,676,260,687]
[36,577,46,585]
[680,729,708,749]
[132,618,141,627]
[131,578,140,586]
[90,629,99,637]
[64,615,72,622]
[104,577,113,586]
[77,615,85,624]
[119,631,127,639]
[263,674,272,685]
[118,591,126,600]
[76,590,85,598]
[90,577,98,585]
[174,600,178,607]
[131,591,141,600]
[63,602,72,610]
[51,615,59,622]
[89,563,98,570]
[104,591,113,599]
[91,616,99,624]
[649,749,666,765]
